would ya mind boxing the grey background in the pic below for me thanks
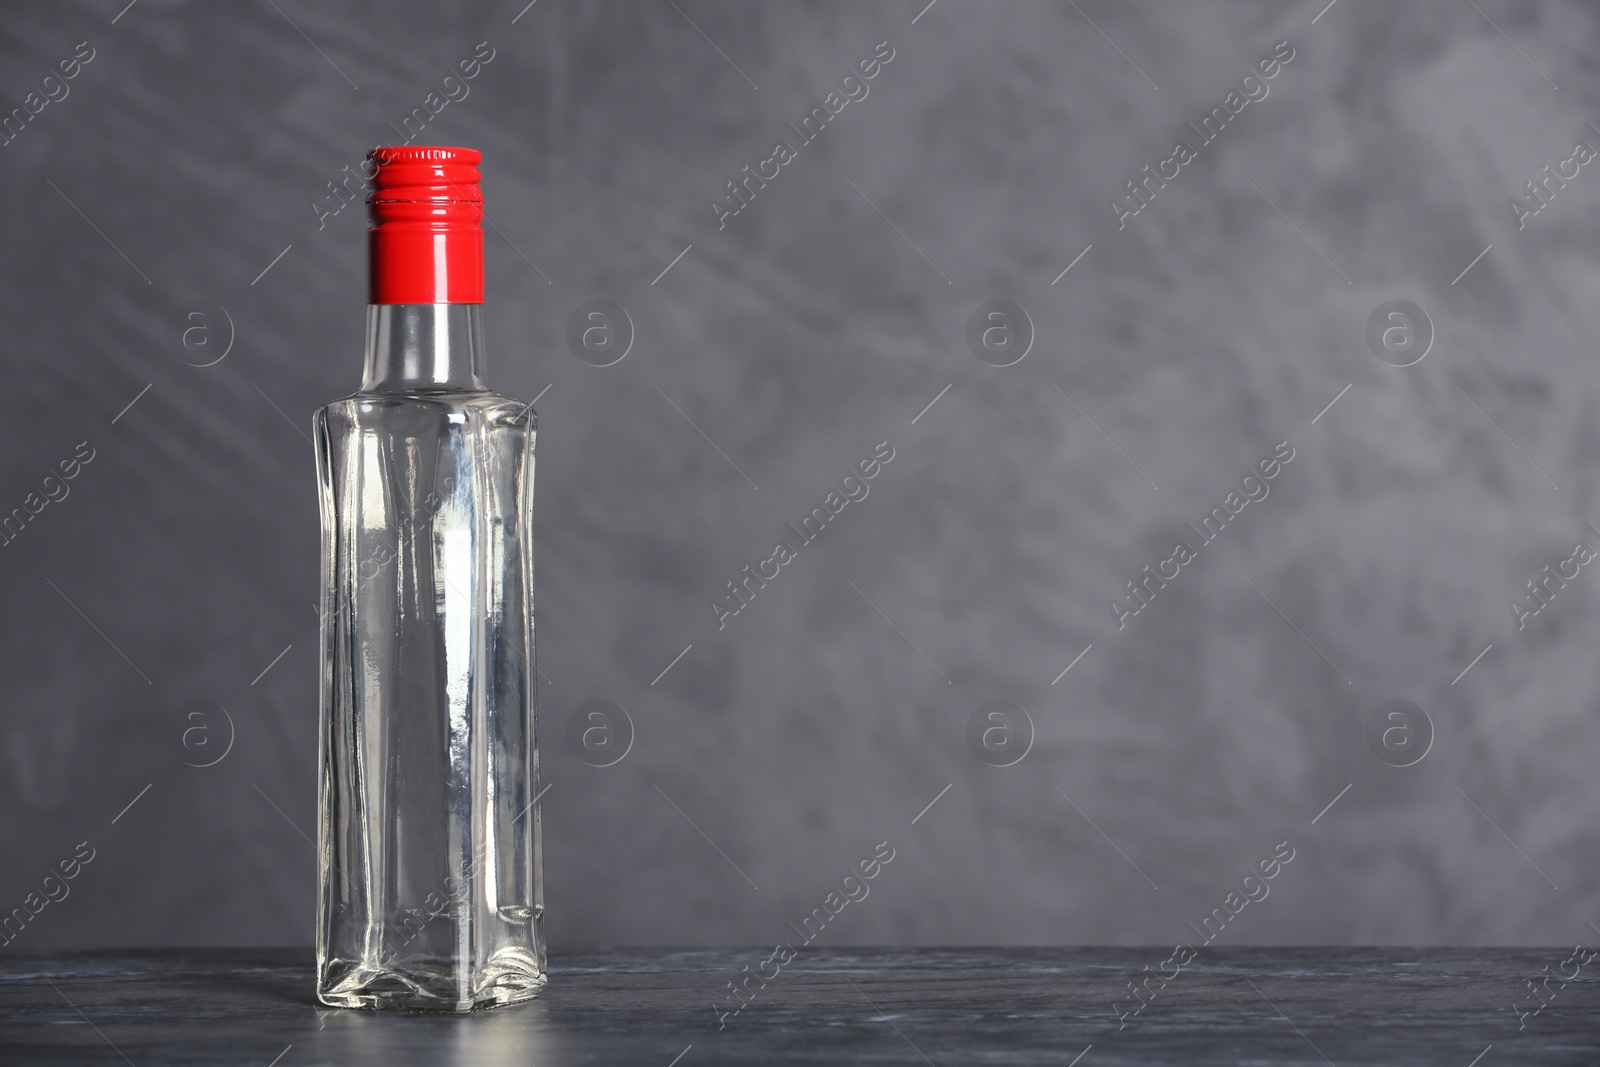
[2,0,1597,952]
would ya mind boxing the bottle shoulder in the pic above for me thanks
[317,389,536,430]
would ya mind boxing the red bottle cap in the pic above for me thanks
[366,145,484,305]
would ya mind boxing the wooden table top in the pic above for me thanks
[2,946,1594,1065]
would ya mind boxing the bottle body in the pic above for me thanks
[315,304,544,1011]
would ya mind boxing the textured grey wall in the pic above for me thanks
[3,0,1598,952]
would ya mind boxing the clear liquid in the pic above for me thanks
[314,306,544,1011]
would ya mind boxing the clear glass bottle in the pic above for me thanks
[314,146,544,1011]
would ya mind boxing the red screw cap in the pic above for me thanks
[366,145,484,305]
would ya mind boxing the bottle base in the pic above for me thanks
[317,954,547,1013]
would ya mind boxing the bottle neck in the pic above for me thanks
[361,304,488,393]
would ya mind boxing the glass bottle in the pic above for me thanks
[314,146,544,1011]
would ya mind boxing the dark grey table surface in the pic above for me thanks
[1,948,1594,1066]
